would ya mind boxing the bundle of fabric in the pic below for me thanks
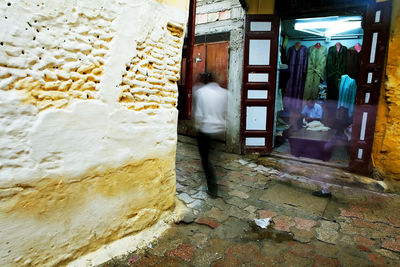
[303,118,330,131]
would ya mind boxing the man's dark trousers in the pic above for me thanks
[197,132,217,195]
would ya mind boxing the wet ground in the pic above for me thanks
[101,138,400,266]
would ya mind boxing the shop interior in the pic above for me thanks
[273,16,364,165]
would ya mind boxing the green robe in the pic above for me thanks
[303,45,327,101]
[326,45,347,100]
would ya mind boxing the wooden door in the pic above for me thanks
[349,0,392,173]
[192,42,229,89]
[206,41,229,88]
[241,15,280,154]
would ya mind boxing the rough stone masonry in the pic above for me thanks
[0,0,189,265]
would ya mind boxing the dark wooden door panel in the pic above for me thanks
[349,0,392,174]
[206,41,229,88]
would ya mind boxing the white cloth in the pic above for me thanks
[194,82,227,134]
[303,118,330,132]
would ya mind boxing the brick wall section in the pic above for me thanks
[195,0,244,30]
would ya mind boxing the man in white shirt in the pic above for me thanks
[193,72,227,198]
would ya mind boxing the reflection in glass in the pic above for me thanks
[367,72,373,84]
[248,90,268,99]
[375,10,381,23]
[246,106,267,130]
[370,32,378,63]
[248,73,269,83]
[365,93,370,104]
[249,40,271,65]
[246,137,266,146]
[360,112,368,141]
[358,149,363,159]
[250,21,272,32]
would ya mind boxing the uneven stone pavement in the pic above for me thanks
[101,140,400,266]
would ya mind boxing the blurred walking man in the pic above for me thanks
[193,72,228,198]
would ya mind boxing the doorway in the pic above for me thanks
[273,16,364,166]
[241,0,392,174]
[178,34,230,140]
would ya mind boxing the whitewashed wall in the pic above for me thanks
[0,0,188,265]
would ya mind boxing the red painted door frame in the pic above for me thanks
[240,14,280,154]
[349,0,392,174]
[178,0,196,120]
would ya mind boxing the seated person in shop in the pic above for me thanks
[298,98,323,128]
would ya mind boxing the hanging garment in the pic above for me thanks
[346,46,362,81]
[280,35,289,64]
[279,68,290,96]
[283,45,308,111]
[304,45,327,101]
[337,74,357,117]
[276,88,284,112]
[326,45,347,100]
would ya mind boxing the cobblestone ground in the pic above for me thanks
[102,140,400,267]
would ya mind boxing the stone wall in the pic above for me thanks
[372,6,400,183]
[0,0,188,265]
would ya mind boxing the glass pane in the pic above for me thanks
[375,10,381,23]
[248,73,269,83]
[370,32,378,63]
[249,40,271,65]
[365,93,370,104]
[246,106,267,130]
[250,21,272,32]
[358,149,363,159]
[248,90,268,99]
[367,72,373,84]
[246,137,265,146]
[360,112,368,141]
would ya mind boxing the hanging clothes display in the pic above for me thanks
[337,74,357,117]
[346,44,362,81]
[326,44,347,100]
[284,43,308,111]
[303,44,327,101]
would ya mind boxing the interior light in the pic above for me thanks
[294,17,362,37]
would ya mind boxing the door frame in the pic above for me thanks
[178,0,196,120]
[240,14,280,154]
[349,0,392,173]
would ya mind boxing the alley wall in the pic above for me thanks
[0,0,188,265]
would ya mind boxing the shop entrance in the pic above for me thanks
[273,15,364,166]
[241,0,392,174]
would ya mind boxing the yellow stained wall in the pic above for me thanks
[372,3,400,181]
[247,0,275,14]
